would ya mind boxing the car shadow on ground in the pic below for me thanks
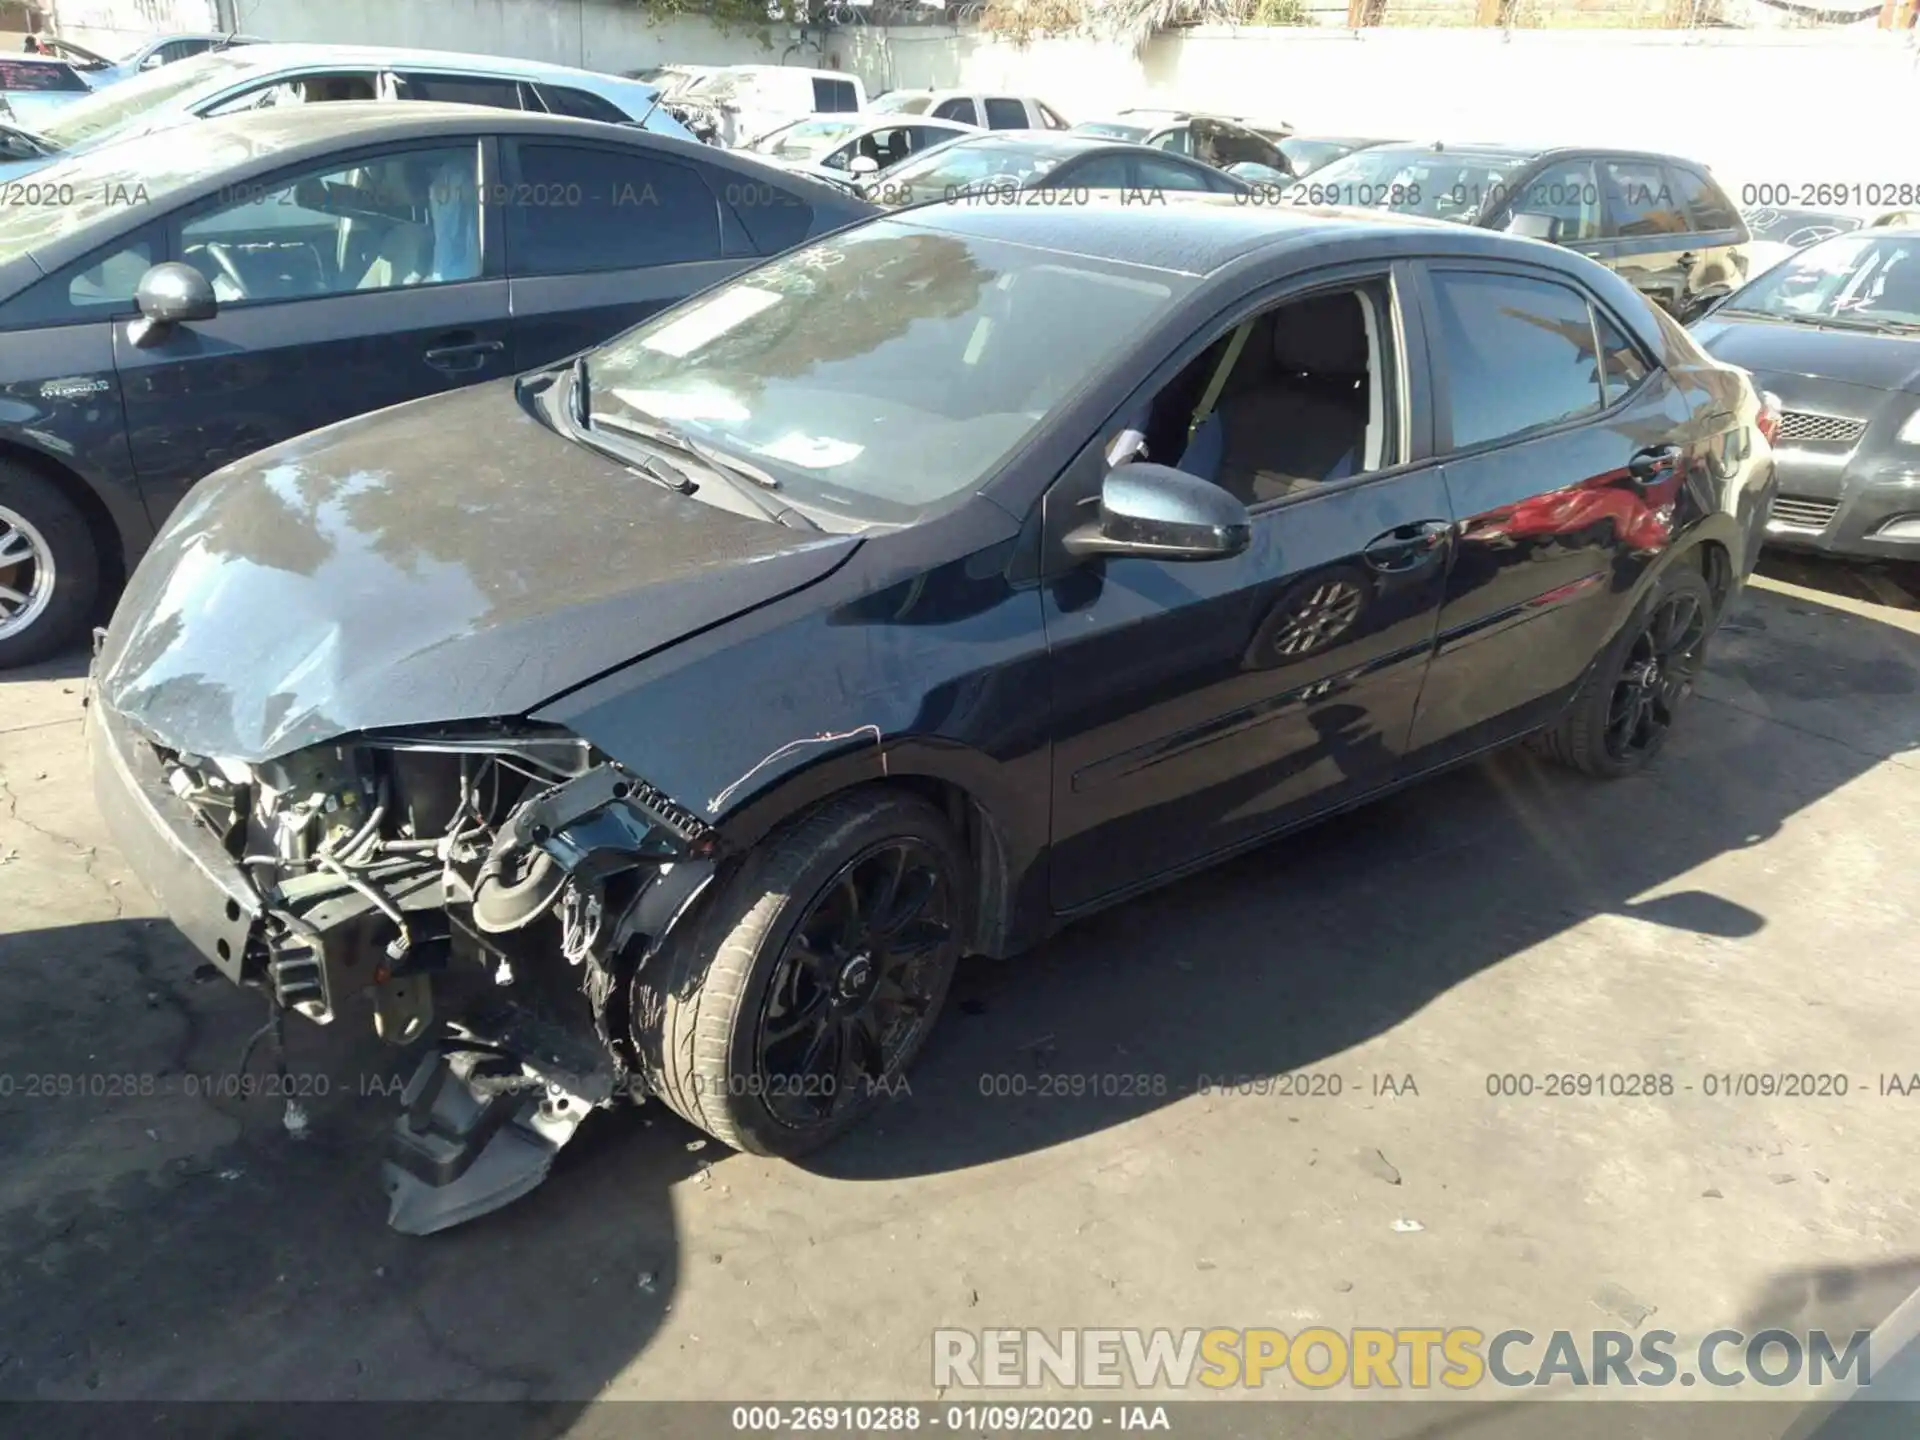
[0,905,703,1413]
[799,576,1920,1180]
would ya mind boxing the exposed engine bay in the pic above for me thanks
[152,724,721,1234]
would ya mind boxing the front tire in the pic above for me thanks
[1531,564,1715,779]
[0,464,100,669]
[632,789,965,1157]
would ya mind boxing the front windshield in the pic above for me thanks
[35,48,256,149]
[1073,121,1150,142]
[1285,146,1531,222]
[0,122,260,264]
[879,138,1085,203]
[1740,206,1862,249]
[1719,233,1920,329]
[581,220,1190,523]
[1278,138,1355,175]
[871,93,931,114]
[749,117,861,162]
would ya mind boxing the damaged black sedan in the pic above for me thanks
[89,199,1776,1232]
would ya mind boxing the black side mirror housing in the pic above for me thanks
[1064,462,1251,563]
[130,262,217,343]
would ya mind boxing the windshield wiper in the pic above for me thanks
[0,120,54,156]
[591,410,783,490]
[554,358,697,494]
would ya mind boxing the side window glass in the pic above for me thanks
[1667,165,1738,232]
[813,78,858,113]
[983,97,1028,129]
[1064,155,1131,190]
[398,73,524,110]
[1601,159,1689,238]
[507,142,723,273]
[1132,155,1214,192]
[1428,270,1603,449]
[0,234,155,329]
[932,98,977,125]
[177,145,481,303]
[535,84,630,124]
[204,72,379,114]
[1501,159,1602,243]
[1597,311,1651,404]
[1150,127,1193,156]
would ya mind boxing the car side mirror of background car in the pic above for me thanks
[130,262,217,345]
[848,154,880,177]
[1504,212,1556,241]
[1063,462,1251,563]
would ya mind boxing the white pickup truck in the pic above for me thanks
[667,64,866,148]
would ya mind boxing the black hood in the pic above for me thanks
[97,379,859,762]
[1692,315,1920,396]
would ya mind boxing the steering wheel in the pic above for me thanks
[204,243,250,300]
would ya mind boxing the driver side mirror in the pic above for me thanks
[1504,211,1557,242]
[140,52,165,70]
[1064,463,1251,563]
[130,262,217,344]
[848,154,880,177]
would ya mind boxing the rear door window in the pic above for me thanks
[983,97,1029,129]
[1132,154,1220,192]
[1596,311,1652,405]
[1427,268,1605,450]
[932,97,979,125]
[1666,165,1739,232]
[535,84,631,123]
[813,77,859,113]
[506,140,723,273]
[1601,159,1690,238]
[396,72,530,110]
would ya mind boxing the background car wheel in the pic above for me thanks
[0,464,100,670]
[632,788,966,1157]
[1529,564,1715,779]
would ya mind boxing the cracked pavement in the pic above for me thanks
[1,555,1918,1421]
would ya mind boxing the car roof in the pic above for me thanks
[159,41,664,88]
[13,102,857,274]
[893,192,1569,276]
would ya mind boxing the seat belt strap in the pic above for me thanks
[1190,321,1254,439]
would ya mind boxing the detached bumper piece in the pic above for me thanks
[383,1001,619,1235]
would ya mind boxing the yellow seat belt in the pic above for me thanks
[1189,321,1255,441]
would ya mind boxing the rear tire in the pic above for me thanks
[1530,564,1715,779]
[0,464,99,670]
[631,789,965,1157]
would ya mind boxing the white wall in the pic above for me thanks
[226,0,816,73]
[836,25,1920,213]
[43,0,216,52]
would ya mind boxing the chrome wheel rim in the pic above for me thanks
[0,504,56,642]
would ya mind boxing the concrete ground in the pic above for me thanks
[2,552,1917,1428]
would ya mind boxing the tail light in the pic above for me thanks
[1756,390,1783,447]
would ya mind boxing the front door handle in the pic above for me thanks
[1627,444,1682,482]
[423,337,506,373]
[1362,519,1451,572]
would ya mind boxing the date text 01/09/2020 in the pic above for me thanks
[730,1404,1172,1432]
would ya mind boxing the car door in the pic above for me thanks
[1404,261,1695,762]
[1593,155,1698,318]
[1663,162,1750,314]
[1042,262,1452,910]
[500,136,763,370]
[113,138,510,523]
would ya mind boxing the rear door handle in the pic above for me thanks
[1628,443,1682,482]
[424,337,506,373]
[1362,519,1451,572]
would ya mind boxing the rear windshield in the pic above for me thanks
[0,59,90,93]
[1072,121,1151,143]
[748,117,862,162]
[871,93,932,115]
[33,48,257,149]
[1286,146,1532,222]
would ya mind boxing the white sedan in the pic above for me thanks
[743,114,978,188]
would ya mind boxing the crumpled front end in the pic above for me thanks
[88,685,722,1234]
